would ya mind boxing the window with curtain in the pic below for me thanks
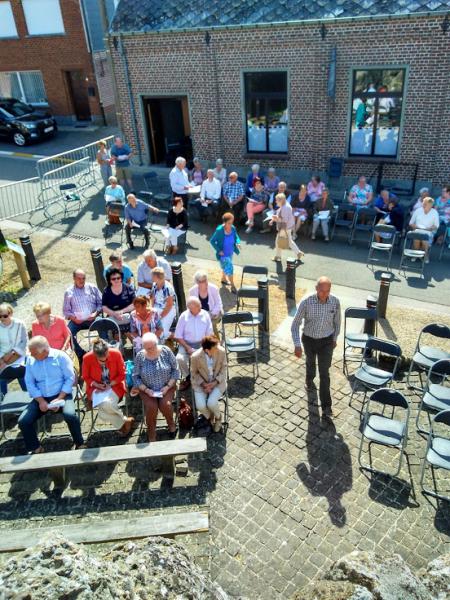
[0,1,17,38]
[349,68,406,158]
[0,71,48,105]
[22,0,65,35]
[244,71,288,154]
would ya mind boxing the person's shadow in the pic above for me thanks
[296,393,352,527]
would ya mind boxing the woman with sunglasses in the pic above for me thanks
[102,267,135,326]
[0,303,28,395]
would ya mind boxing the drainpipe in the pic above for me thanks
[117,34,143,165]
[98,0,122,129]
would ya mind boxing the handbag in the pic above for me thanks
[276,229,290,250]
[178,398,194,430]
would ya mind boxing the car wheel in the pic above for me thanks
[13,132,27,146]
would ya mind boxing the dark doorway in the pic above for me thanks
[65,71,91,121]
[143,96,192,165]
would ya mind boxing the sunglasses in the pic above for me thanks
[110,276,121,281]
[0,314,9,319]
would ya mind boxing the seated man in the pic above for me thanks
[196,169,221,222]
[19,336,85,454]
[222,172,245,222]
[374,189,398,222]
[124,193,159,250]
[137,249,172,296]
[374,197,404,242]
[348,175,373,209]
[82,338,134,437]
[103,250,134,286]
[174,297,213,390]
[63,269,102,364]
[409,196,439,263]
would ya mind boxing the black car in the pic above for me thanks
[0,97,57,146]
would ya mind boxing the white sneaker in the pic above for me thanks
[245,226,253,234]
[425,257,430,264]
[245,220,250,226]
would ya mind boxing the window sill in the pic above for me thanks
[0,36,20,41]
[243,153,289,161]
[25,33,66,38]
[346,156,399,163]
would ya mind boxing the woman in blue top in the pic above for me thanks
[210,212,241,293]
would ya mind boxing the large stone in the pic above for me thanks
[417,553,450,600]
[293,580,374,600]
[0,534,229,600]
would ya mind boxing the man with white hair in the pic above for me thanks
[124,193,159,250]
[169,156,190,208]
[222,172,245,221]
[291,277,341,419]
[174,297,213,389]
[19,336,85,453]
[137,249,172,295]
[197,169,221,222]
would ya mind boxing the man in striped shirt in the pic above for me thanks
[291,276,341,418]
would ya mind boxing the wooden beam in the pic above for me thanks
[0,511,209,552]
[0,438,207,474]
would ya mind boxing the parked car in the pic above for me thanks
[0,98,57,146]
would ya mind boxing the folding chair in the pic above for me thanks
[420,409,450,501]
[438,228,449,261]
[367,224,397,271]
[399,231,429,276]
[236,288,266,329]
[349,207,377,245]
[350,337,401,407]
[416,359,450,435]
[407,323,450,391]
[221,312,258,378]
[343,307,378,376]
[87,318,122,353]
[141,172,172,209]
[0,390,32,440]
[330,203,356,242]
[358,388,410,477]
[238,265,269,293]
[103,201,125,245]
[53,183,82,218]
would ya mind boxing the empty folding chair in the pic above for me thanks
[349,207,377,245]
[367,224,397,271]
[57,183,82,218]
[238,265,269,293]
[399,231,429,276]
[87,318,122,353]
[416,359,450,434]
[407,323,450,391]
[221,312,258,378]
[343,307,378,376]
[330,203,356,242]
[0,390,32,440]
[350,337,401,406]
[420,409,450,501]
[236,288,266,329]
[358,388,410,477]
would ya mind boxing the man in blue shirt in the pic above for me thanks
[222,172,245,222]
[124,194,159,249]
[19,336,85,454]
[110,136,133,190]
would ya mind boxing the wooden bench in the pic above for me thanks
[0,511,209,552]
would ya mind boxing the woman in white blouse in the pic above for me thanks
[0,303,28,395]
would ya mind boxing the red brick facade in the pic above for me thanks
[0,0,103,123]
[109,14,450,185]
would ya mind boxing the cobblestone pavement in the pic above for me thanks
[0,339,449,598]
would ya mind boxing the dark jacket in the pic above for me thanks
[167,208,188,230]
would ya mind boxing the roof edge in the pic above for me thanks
[109,9,449,37]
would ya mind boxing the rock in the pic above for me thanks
[293,580,374,600]
[417,553,450,600]
[0,534,229,600]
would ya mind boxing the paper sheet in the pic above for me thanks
[318,210,330,220]
[263,210,274,222]
[92,389,113,408]
[48,399,65,409]
[187,185,201,194]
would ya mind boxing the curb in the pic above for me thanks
[0,150,46,160]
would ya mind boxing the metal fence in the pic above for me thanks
[0,177,42,220]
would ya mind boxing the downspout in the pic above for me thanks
[118,34,143,165]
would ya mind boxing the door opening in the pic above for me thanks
[65,70,91,121]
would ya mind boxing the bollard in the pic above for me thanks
[19,235,41,281]
[363,294,378,336]
[171,262,186,314]
[0,229,6,248]
[257,277,269,333]
[90,247,106,292]
[377,272,391,319]
[285,258,297,300]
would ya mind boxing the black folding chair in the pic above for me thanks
[416,359,450,435]
[221,312,258,379]
[349,208,377,245]
[236,288,266,330]
[238,265,269,293]
[420,409,450,502]
[330,203,356,242]
[367,224,397,271]
[343,307,378,376]
[407,323,450,391]
[87,318,122,353]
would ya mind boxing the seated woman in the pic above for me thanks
[131,332,179,442]
[104,176,125,224]
[163,197,189,255]
[102,267,135,327]
[32,302,71,350]
[312,187,334,242]
[245,177,268,233]
[128,295,163,351]
[409,196,439,263]
[190,157,206,186]
[263,168,280,195]
[191,335,227,433]
[189,270,223,338]
[291,184,312,240]
[150,267,177,340]
[82,338,134,437]
[307,175,325,202]
[0,303,27,395]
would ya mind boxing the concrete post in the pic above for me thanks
[19,235,41,281]
[90,247,106,292]
[171,262,186,314]
[285,258,297,300]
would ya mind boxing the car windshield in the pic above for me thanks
[0,100,33,118]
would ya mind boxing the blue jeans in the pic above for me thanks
[0,365,27,395]
[68,319,91,361]
[18,394,84,452]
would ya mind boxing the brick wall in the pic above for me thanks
[109,15,450,185]
[0,0,103,123]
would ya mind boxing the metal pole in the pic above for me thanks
[171,262,186,313]
[19,235,41,281]
[90,247,106,292]
[364,294,378,336]
[0,229,6,247]
[285,258,297,300]
[378,273,391,319]
[257,277,269,333]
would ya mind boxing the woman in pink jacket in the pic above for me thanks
[189,271,223,337]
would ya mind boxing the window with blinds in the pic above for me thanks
[0,71,48,105]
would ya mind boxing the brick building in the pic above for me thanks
[109,0,450,187]
[0,0,117,125]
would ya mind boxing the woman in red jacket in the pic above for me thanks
[82,338,134,437]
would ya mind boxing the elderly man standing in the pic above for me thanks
[63,269,102,364]
[137,249,172,296]
[110,136,133,190]
[197,169,221,222]
[124,193,159,250]
[222,172,245,222]
[169,156,190,208]
[19,336,85,454]
[291,277,341,419]
[174,297,213,390]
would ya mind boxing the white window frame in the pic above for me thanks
[0,70,48,106]
[22,0,65,36]
[0,1,18,38]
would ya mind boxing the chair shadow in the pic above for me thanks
[296,394,353,527]
[228,375,255,398]
[364,459,419,510]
